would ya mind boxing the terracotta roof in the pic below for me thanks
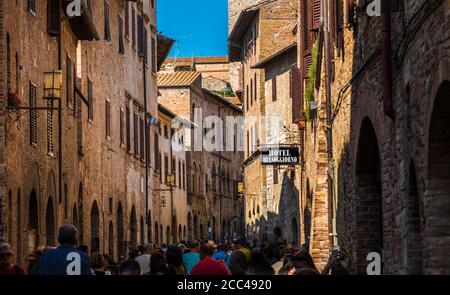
[226,96,242,106]
[252,43,297,69]
[157,34,175,71]
[164,56,229,66]
[158,71,201,87]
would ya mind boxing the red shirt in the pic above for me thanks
[190,257,229,275]
[0,265,26,276]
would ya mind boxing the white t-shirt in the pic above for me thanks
[135,254,151,275]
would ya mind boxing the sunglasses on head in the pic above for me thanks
[0,253,12,258]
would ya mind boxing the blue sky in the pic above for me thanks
[157,0,228,58]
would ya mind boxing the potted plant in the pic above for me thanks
[7,89,21,107]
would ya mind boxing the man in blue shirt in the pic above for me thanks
[182,241,200,274]
[39,225,91,275]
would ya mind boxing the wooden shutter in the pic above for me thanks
[346,0,355,25]
[132,7,136,47]
[104,1,111,41]
[88,79,94,122]
[312,0,321,30]
[119,16,125,54]
[134,112,139,155]
[304,54,313,76]
[143,28,148,64]
[28,0,36,13]
[291,67,303,123]
[154,132,159,169]
[301,0,310,54]
[250,79,253,106]
[140,117,145,160]
[47,0,61,36]
[87,0,93,16]
[47,100,54,155]
[137,14,144,56]
[124,1,129,37]
[66,55,73,108]
[272,77,277,101]
[120,108,125,145]
[105,99,111,139]
[254,73,257,102]
[151,37,157,73]
[29,82,37,145]
[273,167,279,184]
[126,105,131,151]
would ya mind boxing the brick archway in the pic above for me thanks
[354,117,383,274]
[425,80,450,274]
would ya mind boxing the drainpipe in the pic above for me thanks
[381,5,395,118]
[324,0,334,249]
[143,55,150,242]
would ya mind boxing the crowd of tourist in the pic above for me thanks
[0,224,350,276]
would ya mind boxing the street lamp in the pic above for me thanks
[237,182,245,195]
[166,174,175,187]
[43,70,63,100]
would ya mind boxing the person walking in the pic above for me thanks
[191,244,228,275]
[39,225,91,275]
[182,241,200,274]
[0,243,26,275]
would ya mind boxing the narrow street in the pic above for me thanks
[0,0,449,277]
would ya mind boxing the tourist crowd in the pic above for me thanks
[0,225,350,275]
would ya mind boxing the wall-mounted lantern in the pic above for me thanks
[44,70,63,100]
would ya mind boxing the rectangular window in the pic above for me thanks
[124,1,129,37]
[29,82,37,145]
[118,16,125,54]
[178,160,182,189]
[172,157,176,186]
[134,112,139,156]
[273,167,279,184]
[105,99,111,140]
[154,132,159,169]
[131,7,136,48]
[182,162,186,190]
[47,100,54,155]
[272,77,277,101]
[120,108,125,146]
[254,73,257,102]
[126,105,131,152]
[151,37,157,73]
[88,79,94,122]
[159,153,163,183]
[140,117,145,160]
[66,54,73,108]
[47,0,61,36]
[164,155,169,184]
[104,1,111,41]
[144,28,148,64]
[137,14,144,56]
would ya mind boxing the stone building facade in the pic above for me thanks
[158,71,245,241]
[161,56,231,93]
[298,0,450,274]
[155,104,188,245]
[0,0,161,265]
[229,0,299,244]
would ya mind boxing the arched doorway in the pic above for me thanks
[406,161,423,274]
[16,190,22,264]
[355,117,383,274]
[45,197,55,246]
[291,218,299,246]
[148,211,152,243]
[90,201,100,252]
[28,190,39,251]
[188,212,193,241]
[304,179,312,248]
[140,216,145,246]
[183,225,187,241]
[130,206,137,249]
[222,219,226,239]
[117,202,124,257]
[178,224,182,242]
[154,221,159,244]
[166,226,171,245]
[159,224,163,244]
[193,214,198,240]
[171,215,177,243]
[108,221,114,257]
[78,183,84,244]
[427,80,450,273]
[199,224,204,240]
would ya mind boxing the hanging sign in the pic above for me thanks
[261,146,300,165]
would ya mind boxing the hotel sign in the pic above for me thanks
[261,146,300,166]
